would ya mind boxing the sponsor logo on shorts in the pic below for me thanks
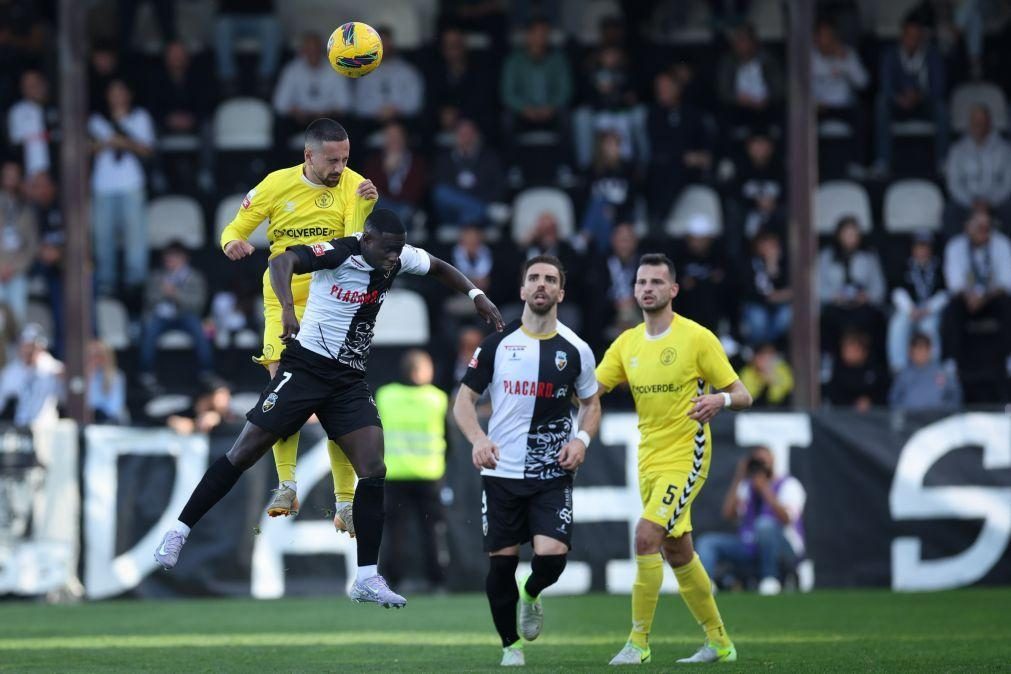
[481,490,489,536]
[311,241,333,256]
[661,347,678,366]
[262,392,278,413]
[555,350,568,371]
[314,192,334,209]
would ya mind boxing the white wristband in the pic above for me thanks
[575,430,591,448]
[468,288,486,301]
[720,392,732,408]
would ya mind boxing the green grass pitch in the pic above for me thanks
[2,589,1009,671]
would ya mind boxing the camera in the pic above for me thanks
[746,457,771,478]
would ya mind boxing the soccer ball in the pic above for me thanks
[327,22,383,78]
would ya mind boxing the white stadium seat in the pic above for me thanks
[511,188,575,244]
[96,298,130,350]
[373,290,429,346]
[873,0,921,38]
[215,194,270,249]
[748,0,785,41]
[665,185,723,237]
[147,195,206,249]
[815,181,872,235]
[561,0,622,45]
[951,82,1008,133]
[360,1,425,49]
[883,179,944,233]
[213,98,272,150]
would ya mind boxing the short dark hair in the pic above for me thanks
[365,208,406,236]
[638,253,677,281]
[305,118,348,147]
[523,254,566,289]
[910,332,932,349]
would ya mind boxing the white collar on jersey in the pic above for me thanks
[300,168,336,190]
[644,325,673,341]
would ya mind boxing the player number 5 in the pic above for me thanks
[662,484,677,505]
[273,371,293,393]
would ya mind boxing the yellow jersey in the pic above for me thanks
[219,162,375,266]
[596,314,738,477]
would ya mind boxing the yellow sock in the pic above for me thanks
[272,432,299,483]
[327,440,357,502]
[629,553,663,650]
[673,553,731,648]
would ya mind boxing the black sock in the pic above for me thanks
[486,555,520,647]
[354,476,385,567]
[524,554,567,598]
[178,456,243,528]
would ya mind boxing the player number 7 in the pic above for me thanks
[273,371,293,393]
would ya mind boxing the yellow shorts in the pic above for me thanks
[256,271,312,366]
[639,470,706,538]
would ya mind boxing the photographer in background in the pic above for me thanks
[695,446,806,596]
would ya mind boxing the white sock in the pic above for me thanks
[172,521,191,536]
[281,480,297,491]
[356,564,378,582]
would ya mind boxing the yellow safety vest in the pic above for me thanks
[376,383,449,481]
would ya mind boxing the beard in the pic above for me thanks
[527,298,557,315]
[638,297,670,313]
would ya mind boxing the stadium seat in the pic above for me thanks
[147,195,206,249]
[96,298,130,350]
[145,394,193,419]
[511,188,575,244]
[874,0,921,38]
[279,0,356,47]
[883,179,944,233]
[360,1,425,49]
[647,0,712,44]
[561,0,622,45]
[815,181,872,235]
[665,185,723,237]
[215,194,270,249]
[951,82,1009,133]
[373,290,428,346]
[26,302,54,344]
[213,98,273,151]
[748,0,785,41]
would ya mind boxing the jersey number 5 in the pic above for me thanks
[273,371,293,393]
[662,484,677,505]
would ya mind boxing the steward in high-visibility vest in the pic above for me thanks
[376,382,449,481]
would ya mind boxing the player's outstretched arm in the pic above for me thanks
[453,383,500,470]
[268,251,312,342]
[426,255,505,331]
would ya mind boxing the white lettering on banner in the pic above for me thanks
[83,427,208,599]
[251,437,357,599]
[890,413,1011,591]
[734,413,811,477]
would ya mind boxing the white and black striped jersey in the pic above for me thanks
[287,233,431,370]
[462,320,597,481]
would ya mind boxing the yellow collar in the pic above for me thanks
[520,325,557,340]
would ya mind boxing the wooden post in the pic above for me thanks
[787,0,820,408]
[59,0,92,424]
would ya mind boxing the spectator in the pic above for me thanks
[451,224,494,293]
[521,211,579,271]
[139,242,214,391]
[741,230,791,346]
[573,45,643,168]
[941,209,1011,374]
[501,15,573,133]
[696,446,806,596]
[167,383,240,434]
[86,339,127,424]
[645,71,712,226]
[889,333,962,411]
[377,350,451,593]
[439,0,508,50]
[826,329,887,411]
[874,12,947,176]
[451,325,485,385]
[214,0,281,95]
[578,131,638,253]
[427,26,496,136]
[149,41,214,137]
[886,230,947,372]
[818,215,886,355]
[89,79,155,298]
[728,129,785,260]
[812,18,869,169]
[273,32,352,152]
[739,343,794,407]
[675,214,731,332]
[0,324,63,429]
[6,69,57,176]
[88,40,126,116]
[355,27,425,129]
[0,0,47,86]
[929,0,984,80]
[432,118,504,226]
[363,122,428,227]
[24,171,63,357]
[0,160,38,324]
[943,104,1011,234]
[716,21,784,134]
[587,221,639,347]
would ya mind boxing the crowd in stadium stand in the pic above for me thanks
[2,0,1011,426]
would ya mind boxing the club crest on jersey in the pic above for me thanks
[261,392,278,413]
[315,191,334,209]
[555,350,568,371]
[311,241,334,257]
[241,188,256,209]
[661,347,678,366]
